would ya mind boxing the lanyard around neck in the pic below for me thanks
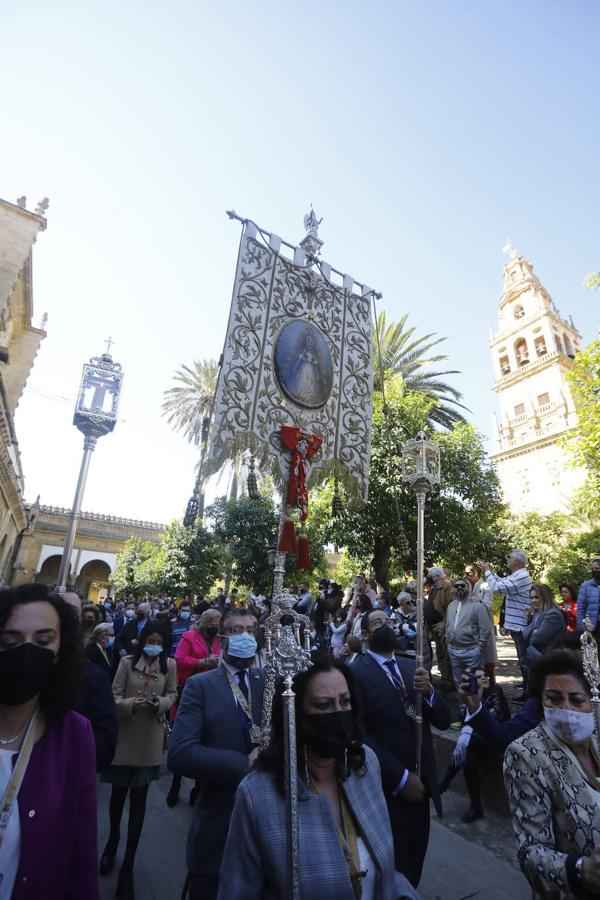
[0,707,39,846]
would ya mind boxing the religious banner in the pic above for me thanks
[204,211,375,504]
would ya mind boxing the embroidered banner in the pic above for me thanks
[204,218,375,502]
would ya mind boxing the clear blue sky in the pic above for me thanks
[2,0,598,522]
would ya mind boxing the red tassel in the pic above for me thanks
[297,533,311,570]
[278,519,298,553]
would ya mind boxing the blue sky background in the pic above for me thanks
[2,0,598,522]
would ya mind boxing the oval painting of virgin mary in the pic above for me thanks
[274,320,333,409]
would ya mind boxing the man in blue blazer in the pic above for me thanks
[168,608,266,900]
[351,608,451,887]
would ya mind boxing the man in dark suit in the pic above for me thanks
[114,600,150,658]
[167,608,265,900]
[351,608,451,887]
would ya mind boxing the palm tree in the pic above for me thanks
[162,359,218,446]
[163,359,218,522]
[374,311,468,428]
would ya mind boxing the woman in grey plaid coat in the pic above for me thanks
[217,657,419,900]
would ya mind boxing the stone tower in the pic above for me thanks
[489,244,585,514]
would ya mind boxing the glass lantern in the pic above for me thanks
[73,352,123,438]
[401,430,440,490]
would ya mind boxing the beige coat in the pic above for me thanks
[111,655,177,767]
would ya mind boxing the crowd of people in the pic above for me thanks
[0,553,599,898]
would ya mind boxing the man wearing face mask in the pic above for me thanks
[168,609,266,900]
[352,609,452,887]
[115,600,150,658]
[444,579,492,696]
[170,600,193,656]
[576,556,600,637]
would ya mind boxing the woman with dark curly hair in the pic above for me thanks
[217,656,419,900]
[100,619,176,899]
[0,582,98,899]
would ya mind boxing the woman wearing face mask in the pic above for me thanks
[81,602,101,645]
[0,583,99,899]
[217,657,419,900]
[175,608,222,684]
[85,622,115,677]
[100,620,177,899]
[504,650,600,898]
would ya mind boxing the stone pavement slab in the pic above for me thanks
[98,767,530,900]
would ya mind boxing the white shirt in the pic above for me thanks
[485,567,531,631]
[0,749,20,900]
[357,836,376,900]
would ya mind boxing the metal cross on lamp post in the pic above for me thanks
[401,430,440,775]
[56,347,124,593]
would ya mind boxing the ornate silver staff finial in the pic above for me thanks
[299,207,324,260]
[581,617,600,739]
[259,586,311,900]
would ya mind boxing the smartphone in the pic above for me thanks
[467,672,479,695]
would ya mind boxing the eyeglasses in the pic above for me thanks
[224,625,258,636]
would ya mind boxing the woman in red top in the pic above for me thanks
[175,609,221,684]
[166,609,222,808]
[559,583,578,632]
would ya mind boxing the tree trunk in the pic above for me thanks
[371,536,391,591]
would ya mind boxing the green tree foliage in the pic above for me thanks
[328,380,505,587]
[546,527,600,594]
[501,511,573,582]
[374,311,467,428]
[162,359,218,446]
[154,521,223,596]
[205,496,278,592]
[563,337,600,516]
[112,523,222,597]
[584,272,600,291]
[111,538,159,595]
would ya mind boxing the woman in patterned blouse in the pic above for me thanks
[504,650,600,898]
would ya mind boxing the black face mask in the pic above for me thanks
[303,710,354,760]
[592,571,600,583]
[206,625,219,640]
[369,625,397,653]
[0,643,56,706]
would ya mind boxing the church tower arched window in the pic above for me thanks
[515,338,529,366]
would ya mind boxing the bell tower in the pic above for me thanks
[489,244,585,514]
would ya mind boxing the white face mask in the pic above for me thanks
[544,706,594,744]
[125,609,135,619]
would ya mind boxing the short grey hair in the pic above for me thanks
[428,567,444,578]
[397,592,413,604]
[510,549,528,566]
[93,622,113,641]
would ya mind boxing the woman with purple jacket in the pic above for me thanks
[0,583,99,900]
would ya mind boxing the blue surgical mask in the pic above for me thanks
[143,645,162,658]
[180,611,191,621]
[106,636,115,648]
[227,632,257,659]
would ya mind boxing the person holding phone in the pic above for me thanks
[100,620,177,899]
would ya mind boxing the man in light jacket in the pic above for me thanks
[445,578,492,691]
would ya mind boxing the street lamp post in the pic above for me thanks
[401,430,440,776]
[56,347,123,592]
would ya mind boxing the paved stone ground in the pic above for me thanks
[97,633,530,899]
